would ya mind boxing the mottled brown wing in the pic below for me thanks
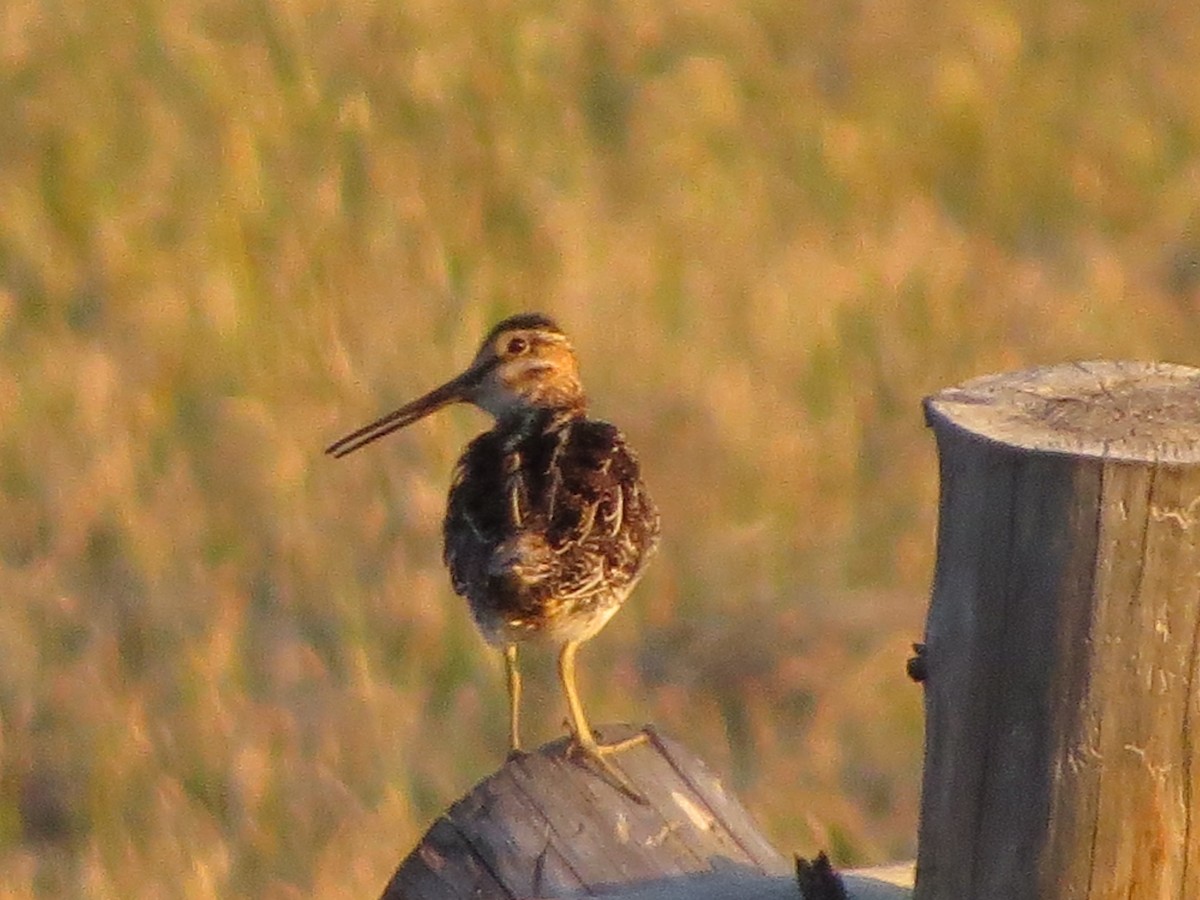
[443,431,507,602]
[540,420,660,602]
[442,418,659,608]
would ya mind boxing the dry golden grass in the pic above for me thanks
[3,0,1200,894]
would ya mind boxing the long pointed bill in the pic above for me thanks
[326,365,484,458]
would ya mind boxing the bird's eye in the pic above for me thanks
[506,336,528,355]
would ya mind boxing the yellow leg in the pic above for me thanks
[557,640,647,799]
[559,639,595,746]
[505,644,522,754]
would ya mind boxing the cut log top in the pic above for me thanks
[382,724,912,900]
[924,360,1200,462]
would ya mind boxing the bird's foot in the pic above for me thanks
[591,727,650,755]
[566,729,650,804]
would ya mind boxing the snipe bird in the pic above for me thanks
[327,313,660,790]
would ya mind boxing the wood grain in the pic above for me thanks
[380,723,914,898]
[915,360,1200,899]
[379,725,792,899]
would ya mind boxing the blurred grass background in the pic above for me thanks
[3,0,1200,894]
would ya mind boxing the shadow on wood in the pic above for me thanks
[381,724,912,899]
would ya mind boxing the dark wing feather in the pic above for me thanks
[443,431,507,600]
[540,420,660,599]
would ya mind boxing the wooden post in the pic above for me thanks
[915,361,1200,899]
[380,724,913,899]
[382,725,790,899]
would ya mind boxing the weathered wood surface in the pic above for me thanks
[380,724,912,899]
[579,862,914,900]
[916,361,1200,899]
[382,724,787,899]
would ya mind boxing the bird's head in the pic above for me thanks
[327,313,585,458]
[465,313,585,417]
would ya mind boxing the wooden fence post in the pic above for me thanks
[380,726,792,899]
[379,725,914,899]
[915,361,1200,898]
